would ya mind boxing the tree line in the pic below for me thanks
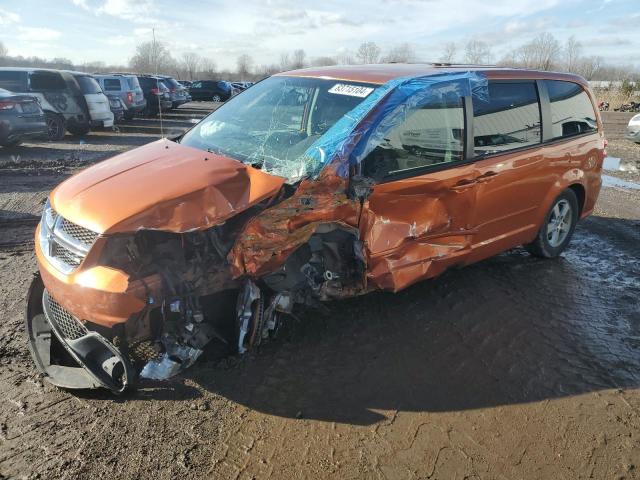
[0,33,637,83]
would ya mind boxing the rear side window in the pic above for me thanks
[75,76,103,94]
[126,77,140,90]
[473,82,541,156]
[191,81,202,88]
[361,83,465,180]
[103,78,121,91]
[0,71,26,92]
[545,80,597,139]
[29,72,66,91]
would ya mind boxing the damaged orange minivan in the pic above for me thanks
[26,64,604,392]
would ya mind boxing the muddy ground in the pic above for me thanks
[0,108,639,480]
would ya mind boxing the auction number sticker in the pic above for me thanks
[328,83,374,98]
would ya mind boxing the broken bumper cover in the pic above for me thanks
[25,274,135,393]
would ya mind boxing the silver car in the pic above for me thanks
[625,113,640,143]
[95,74,147,120]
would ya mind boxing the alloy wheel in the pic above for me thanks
[547,199,572,247]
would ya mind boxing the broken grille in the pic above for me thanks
[43,290,88,340]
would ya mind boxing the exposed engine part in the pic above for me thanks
[236,280,262,354]
[140,334,203,380]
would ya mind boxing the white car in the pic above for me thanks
[625,113,640,143]
[69,72,114,131]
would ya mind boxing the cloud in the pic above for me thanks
[71,0,90,10]
[0,7,20,25]
[17,27,62,42]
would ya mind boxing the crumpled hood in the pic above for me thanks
[50,139,285,234]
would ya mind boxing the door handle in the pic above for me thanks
[451,178,477,191]
[476,171,499,183]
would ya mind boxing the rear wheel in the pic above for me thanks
[124,111,135,120]
[212,94,222,102]
[525,189,579,258]
[45,113,65,141]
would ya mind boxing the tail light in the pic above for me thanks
[0,101,18,111]
[603,138,608,157]
[150,88,160,95]
[126,92,133,104]
[170,88,177,93]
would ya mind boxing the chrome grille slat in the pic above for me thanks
[43,290,88,340]
[40,208,99,274]
[58,218,99,249]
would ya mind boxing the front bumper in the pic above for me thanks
[26,273,135,393]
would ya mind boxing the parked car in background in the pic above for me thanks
[178,80,192,88]
[0,87,47,147]
[231,81,254,91]
[107,94,125,123]
[66,72,114,134]
[0,68,98,140]
[157,76,189,109]
[136,75,172,116]
[95,74,147,120]
[189,80,234,102]
[25,64,605,393]
[626,113,640,143]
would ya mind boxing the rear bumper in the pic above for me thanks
[0,115,47,143]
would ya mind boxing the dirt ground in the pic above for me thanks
[0,107,639,480]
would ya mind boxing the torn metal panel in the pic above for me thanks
[50,139,285,235]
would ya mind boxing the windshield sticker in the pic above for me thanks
[328,84,374,98]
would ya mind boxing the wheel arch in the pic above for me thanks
[567,183,586,217]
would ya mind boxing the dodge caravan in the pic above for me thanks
[26,64,604,392]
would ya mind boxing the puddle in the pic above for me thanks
[603,156,638,173]
[602,174,640,190]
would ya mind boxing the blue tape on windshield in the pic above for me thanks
[303,71,488,178]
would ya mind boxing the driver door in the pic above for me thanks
[357,87,479,292]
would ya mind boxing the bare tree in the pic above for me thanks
[279,52,291,71]
[440,42,457,63]
[312,56,338,67]
[236,54,253,80]
[256,64,281,77]
[356,41,381,64]
[181,52,201,81]
[514,33,560,70]
[129,40,174,74]
[290,49,307,69]
[563,36,582,73]
[336,50,356,65]
[383,43,416,63]
[0,42,7,58]
[464,40,492,64]
[575,55,602,80]
[199,58,217,80]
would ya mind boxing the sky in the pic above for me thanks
[0,0,638,70]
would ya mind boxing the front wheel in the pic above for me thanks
[524,189,579,258]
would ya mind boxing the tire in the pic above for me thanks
[45,113,65,141]
[524,189,579,258]
[68,125,91,137]
[212,94,222,102]
[124,111,135,121]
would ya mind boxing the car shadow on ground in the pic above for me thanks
[133,216,635,425]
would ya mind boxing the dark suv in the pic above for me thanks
[136,76,172,116]
[189,80,234,102]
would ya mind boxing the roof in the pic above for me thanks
[276,63,589,88]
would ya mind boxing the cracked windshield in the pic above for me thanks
[180,76,377,182]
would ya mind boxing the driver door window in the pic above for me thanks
[361,92,465,181]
